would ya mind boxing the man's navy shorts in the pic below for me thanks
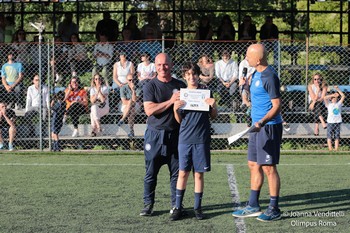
[248,123,282,165]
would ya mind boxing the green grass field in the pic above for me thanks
[0,151,349,233]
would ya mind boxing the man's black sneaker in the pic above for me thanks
[169,208,183,221]
[140,204,153,216]
[194,209,204,220]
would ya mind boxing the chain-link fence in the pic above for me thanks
[1,39,350,151]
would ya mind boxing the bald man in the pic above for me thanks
[140,53,186,216]
[232,44,283,222]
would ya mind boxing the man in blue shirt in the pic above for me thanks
[232,43,283,222]
[140,53,186,216]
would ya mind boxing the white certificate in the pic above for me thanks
[180,88,211,111]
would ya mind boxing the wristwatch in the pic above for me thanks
[258,120,265,127]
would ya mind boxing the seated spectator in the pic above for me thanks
[64,76,88,137]
[260,16,279,40]
[137,52,156,88]
[0,102,16,151]
[51,91,66,152]
[57,12,79,42]
[197,54,215,91]
[68,33,92,75]
[12,29,29,66]
[24,74,49,135]
[112,52,135,92]
[90,73,110,137]
[139,27,162,61]
[1,49,24,110]
[308,73,327,136]
[116,74,142,138]
[95,12,119,42]
[125,15,141,40]
[217,15,235,41]
[51,36,69,86]
[92,32,114,86]
[141,12,162,40]
[238,15,257,41]
[215,50,239,110]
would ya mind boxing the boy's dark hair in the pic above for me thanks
[54,91,65,101]
[182,62,201,76]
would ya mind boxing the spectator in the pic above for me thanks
[92,32,114,85]
[116,73,142,138]
[12,29,29,65]
[24,74,49,135]
[64,76,88,137]
[195,15,213,41]
[57,12,79,42]
[4,16,15,43]
[0,102,16,151]
[217,15,236,41]
[95,12,119,42]
[51,36,69,86]
[170,62,217,221]
[308,73,327,136]
[324,86,345,151]
[137,52,156,88]
[238,15,257,41]
[68,33,92,75]
[51,91,66,152]
[1,49,24,110]
[141,12,162,40]
[90,73,109,137]
[139,27,162,61]
[197,54,215,91]
[260,16,279,40]
[125,15,141,40]
[112,52,135,92]
[215,50,239,111]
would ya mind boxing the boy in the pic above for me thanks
[324,86,345,151]
[171,62,217,221]
[51,91,66,152]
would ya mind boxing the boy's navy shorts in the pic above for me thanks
[178,143,211,172]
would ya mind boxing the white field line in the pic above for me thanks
[227,164,246,233]
[0,163,348,166]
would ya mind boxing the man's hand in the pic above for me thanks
[170,91,180,104]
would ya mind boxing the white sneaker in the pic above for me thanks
[62,115,67,124]
[72,129,79,137]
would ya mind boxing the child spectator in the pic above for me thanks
[170,62,217,221]
[51,91,66,152]
[324,86,345,151]
[0,102,16,151]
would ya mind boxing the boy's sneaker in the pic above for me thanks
[283,123,290,132]
[194,209,204,220]
[169,208,183,221]
[257,206,281,222]
[8,144,14,151]
[140,203,153,216]
[232,205,262,218]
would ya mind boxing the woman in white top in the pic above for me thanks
[137,52,156,87]
[25,74,49,121]
[90,73,110,136]
[112,52,135,92]
[308,73,327,136]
